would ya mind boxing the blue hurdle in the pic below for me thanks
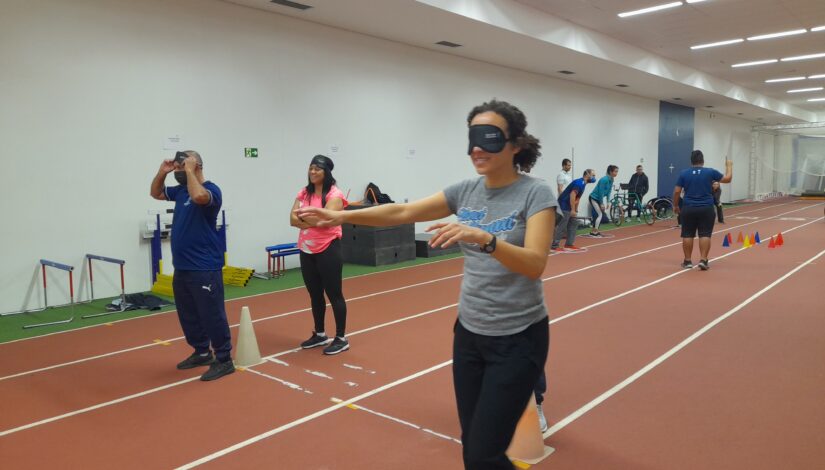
[262,243,300,279]
[81,254,127,319]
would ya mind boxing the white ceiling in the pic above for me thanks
[223,0,825,124]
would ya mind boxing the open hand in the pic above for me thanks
[425,222,489,248]
[296,206,343,227]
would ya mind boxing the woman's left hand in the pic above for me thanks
[425,222,490,248]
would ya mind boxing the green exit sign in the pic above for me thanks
[244,147,259,158]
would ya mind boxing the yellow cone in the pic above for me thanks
[506,394,555,465]
[235,306,262,367]
[743,235,751,248]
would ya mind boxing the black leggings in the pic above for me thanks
[453,318,549,469]
[300,239,347,337]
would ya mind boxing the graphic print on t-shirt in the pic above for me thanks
[456,207,518,240]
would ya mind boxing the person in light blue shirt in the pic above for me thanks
[588,165,618,236]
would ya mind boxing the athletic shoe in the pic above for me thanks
[537,404,548,433]
[681,260,693,269]
[301,332,332,349]
[200,359,235,381]
[589,232,602,237]
[323,337,350,355]
[176,351,214,370]
[563,245,584,251]
[698,259,710,271]
[550,246,564,253]
[636,218,641,223]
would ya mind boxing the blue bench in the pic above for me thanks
[266,243,301,278]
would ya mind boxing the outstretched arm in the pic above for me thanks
[296,192,452,227]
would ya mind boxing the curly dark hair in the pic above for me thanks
[467,99,541,173]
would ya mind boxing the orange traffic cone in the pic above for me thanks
[776,232,784,246]
[736,232,744,243]
[749,233,756,245]
[506,395,555,465]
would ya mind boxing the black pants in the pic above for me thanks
[299,239,347,337]
[680,205,716,238]
[172,270,232,362]
[453,318,549,470]
[714,201,724,222]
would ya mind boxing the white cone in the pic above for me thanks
[235,306,262,367]
[506,394,555,464]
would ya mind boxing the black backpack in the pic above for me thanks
[365,182,394,204]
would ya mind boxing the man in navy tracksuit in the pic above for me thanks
[150,150,234,381]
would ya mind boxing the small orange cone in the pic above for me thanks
[768,236,776,248]
[736,232,744,243]
[749,234,756,245]
[776,232,784,246]
[506,395,555,465]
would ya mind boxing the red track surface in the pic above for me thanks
[1,199,823,469]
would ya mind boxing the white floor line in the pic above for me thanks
[331,397,462,444]
[175,360,454,470]
[3,200,790,345]
[2,212,820,438]
[543,246,825,440]
[0,376,200,438]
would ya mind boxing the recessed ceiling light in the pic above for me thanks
[781,52,825,62]
[808,97,825,102]
[765,76,806,83]
[557,70,575,75]
[787,87,824,93]
[732,59,777,68]
[811,26,825,32]
[747,29,807,41]
[690,38,743,50]
[807,74,825,79]
[618,2,683,18]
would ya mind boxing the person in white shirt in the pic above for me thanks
[556,158,572,195]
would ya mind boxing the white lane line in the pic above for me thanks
[0,376,201,438]
[2,200,792,346]
[245,368,313,395]
[544,245,825,440]
[331,397,462,444]
[3,215,820,438]
[175,360,454,470]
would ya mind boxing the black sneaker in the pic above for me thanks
[681,260,693,269]
[323,337,349,355]
[176,352,214,370]
[200,359,235,381]
[301,332,332,349]
[698,259,709,271]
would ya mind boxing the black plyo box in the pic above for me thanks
[414,233,461,258]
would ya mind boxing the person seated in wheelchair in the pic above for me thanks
[625,165,649,221]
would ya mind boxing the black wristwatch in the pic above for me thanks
[480,234,497,254]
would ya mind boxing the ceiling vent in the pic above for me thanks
[615,84,629,87]
[435,40,462,48]
[557,70,575,75]
[270,0,312,10]
[672,97,683,101]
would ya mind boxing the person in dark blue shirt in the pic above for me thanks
[150,150,234,381]
[552,168,595,251]
[673,150,732,270]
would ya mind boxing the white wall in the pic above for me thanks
[694,111,754,202]
[1,0,741,312]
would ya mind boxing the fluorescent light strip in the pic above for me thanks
[618,1,683,18]
[691,38,743,50]
[811,26,825,32]
[788,87,824,93]
[731,59,777,68]
[809,74,825,79]
[765,76,806,83]
[781,52,825,62]
[808,97,825,102]
[685,0,707,3]
[747,29,807,41]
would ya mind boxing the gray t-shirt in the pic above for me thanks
[443,174,557,336]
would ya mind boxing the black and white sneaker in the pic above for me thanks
[200,359,235,381]
[698,259,710,271]
[681,260,693,269]
[323,337,349,355]
[176,351,214,370]
[301,332,332,349]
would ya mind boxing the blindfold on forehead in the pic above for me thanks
[174,151,188,163]
[310,155,334,171]
[467,124,508,155]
